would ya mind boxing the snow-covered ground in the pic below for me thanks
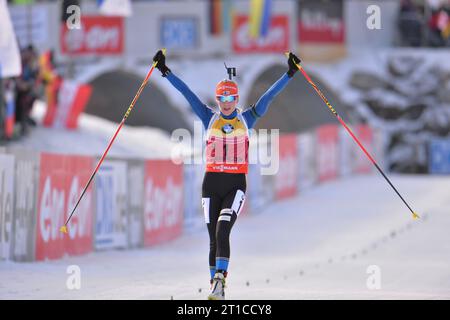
[1,173,449,300]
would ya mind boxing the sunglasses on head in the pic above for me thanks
[217,95,237,103]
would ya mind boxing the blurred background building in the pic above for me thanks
[2,0,449,173]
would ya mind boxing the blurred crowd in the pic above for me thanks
[398,0,450,47]
[0,45,46,142]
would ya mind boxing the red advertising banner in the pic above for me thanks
[316,124,339,182]
[353,125,373,174]
[275,134,298,200]
[60,16,124,55]
[36,153,94,261]
[298,0,345,44]
[144,160,184,246]
[232,15,289,53]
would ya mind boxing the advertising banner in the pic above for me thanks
[95,160,128,250]
[275,134,298,200]
[316,124,339,182]
[297,0,346,61]
[232,15,290,53]
[297,131,316,190]
[429,139,450,174]
[144,160,184,246]
[373,127,387,171]
[36,153,94,261]
[61,16,124,55]
[160,16,199,49]
[353,124,373,174]
[0,154,14,260]
[298,0,345,44]
[339,127,353,177]
[9,148,39,262]
[126,159,145,248]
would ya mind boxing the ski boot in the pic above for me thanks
[208,272,226,300]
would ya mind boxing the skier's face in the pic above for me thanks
[217,96,239,116]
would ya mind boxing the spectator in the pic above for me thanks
[39,49,62,127]
[398,0,423,46]
[14,45,40,136]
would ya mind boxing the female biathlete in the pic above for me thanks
[152,50,301,300]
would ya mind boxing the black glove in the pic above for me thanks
[153,50,171,77]
[287,52,301,78]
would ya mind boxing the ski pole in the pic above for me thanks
[286,52,419,220]
[60,49,164,234]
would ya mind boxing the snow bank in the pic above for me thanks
[8,100,177,159]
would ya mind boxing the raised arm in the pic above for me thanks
[153,50,213,128]
[166,72,213,128]
[243,52,301,128]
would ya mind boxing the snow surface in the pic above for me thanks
[1,174,449,300]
